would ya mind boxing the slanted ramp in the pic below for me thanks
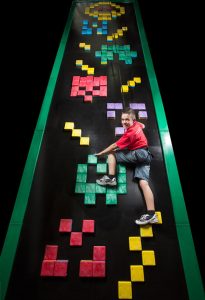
[0,1,204,300]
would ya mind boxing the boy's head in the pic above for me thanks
[121,108,136,129]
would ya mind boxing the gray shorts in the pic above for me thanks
[114,148,152,181]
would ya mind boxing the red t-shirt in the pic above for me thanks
[116,121,148,150]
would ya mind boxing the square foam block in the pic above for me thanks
[93,246,106,261]
[84,193,96,205]
[71,86,79,92]
[77,90,86,96]
[140,225,153,237]
[70,232,83,246]
[107,103,115,109]
[129,237,142,251]
[107,111,116,119]
[142,250,156,266]
[82,220,95,233]
[130,265,144,282]
[92,90,100,96]
[72,76,80,85]
[118,281,132,299]
[53,260,68,277]
[44,245,58,260]
[99,76,107,85]
[115,103,123,109]
[79,260,93,277]
[86,84,93,91]
[80,137,90,145]
[138,111,148,119]
[84,95,93,102]
[59,219,73,232]
[93,261,106,277]
[40,260,55,276]
[129,103,146,110]
[115,127,124,136]
[64,122,74,130]
[87,154,97,164]
[72,129,82,137]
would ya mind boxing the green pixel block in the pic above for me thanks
[106,187,117,194]
[117,164,126,173]
[96,184,107,194]
[85,183,96,193]
[117,173,127,183]
[96,163,107,174]
[116,184,127,194]
[84,193,96,205]
[76,173,87,183]
[87,154,98,164]
[77,164,88,173]
[106,193,117,205]
[75,183,86,193]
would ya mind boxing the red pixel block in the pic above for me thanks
[93,246,106,261]
[44,245,58,260]
[53,260,68,277]
[84,95,93,102]
[82,220,95,233]
[40,260,55,276]
[59,219,72,232]
[79,260,93,277]
[70,232,83,246]
[93,261,106,277]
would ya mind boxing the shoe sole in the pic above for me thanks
[135,217,158,225]
[96,181,117,187]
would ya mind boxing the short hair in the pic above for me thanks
[121,107,136,120]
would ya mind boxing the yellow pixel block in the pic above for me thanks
[122,26,128,31]
[128,80,135,87]
[84,44,91,51]
[142,250,156,266]
[114,33,118,39]
[80,137,90,146]
[107,36,113,41]
[72,129,82,138]
[130,265,144,282]
[140,225,153,237]
[133,77,141,83]
[81,65,89,71]
[76,59,83,66]
[129,236,142,251]
[155,211,162,224]
[121,85,129,93]
[79,43,85,48]
[87,67,94,75]
[64,122,74,130]
[118,281,132,299]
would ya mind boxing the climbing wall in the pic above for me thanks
[2,1,203,300]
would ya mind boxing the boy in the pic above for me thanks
[95,108,158,225]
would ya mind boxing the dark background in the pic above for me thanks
[1,1,204,287]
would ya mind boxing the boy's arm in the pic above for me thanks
[95,143,118,156]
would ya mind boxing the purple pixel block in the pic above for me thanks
[138,110,148,119]
[115,127,125,136]
[107,103,115,109]
[130,103,146,110]
[114,103,123,109]
[107,111,116,119]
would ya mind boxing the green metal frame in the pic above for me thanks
[0,1,204,300]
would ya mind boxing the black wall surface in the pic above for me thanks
[1,0,204,287]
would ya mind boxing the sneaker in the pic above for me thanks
[135,213,158,225]
[96,175,117,186]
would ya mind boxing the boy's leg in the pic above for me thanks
[138,179,155,211]
[108,152,116,176]
[96,152,117,186]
